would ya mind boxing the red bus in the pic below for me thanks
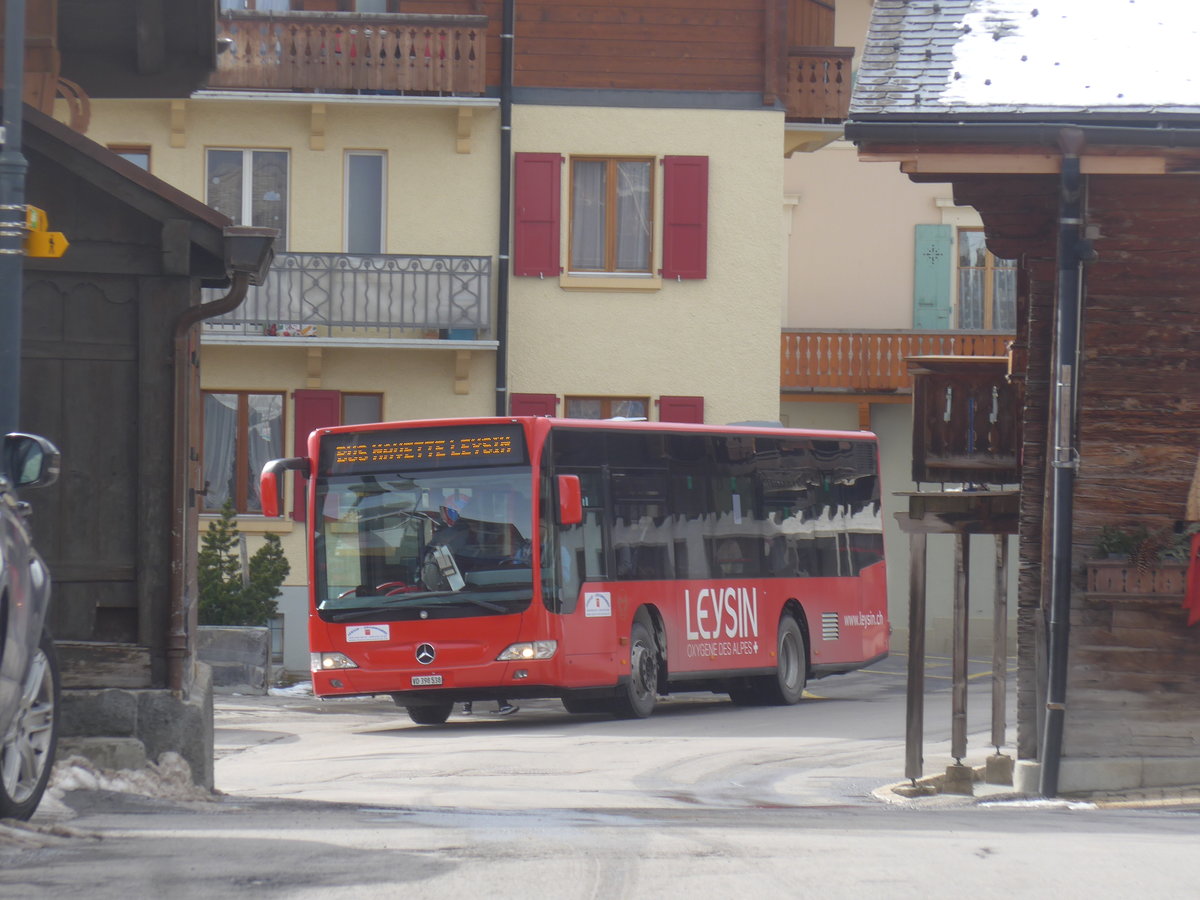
[261,417,888,724]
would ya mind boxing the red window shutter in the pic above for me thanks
[509,393,558,416]
[292,390,341,521]
[513,152,562,277]
[658,395,704,424]
[661,156,708,280]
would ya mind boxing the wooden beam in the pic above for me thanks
[136,0,166,75]
[863,150,1169,176]
[310,103,326,151]
[780,391,911,405]
[454,349,471,395]
[169,98,187,148]
[456,107,473,154]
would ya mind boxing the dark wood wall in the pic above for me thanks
[19,141,197,686]
[396,0,835,96]
[957,172,1200,765]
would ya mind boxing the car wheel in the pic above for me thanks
[0,630,60,820]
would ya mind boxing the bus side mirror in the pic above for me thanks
[260,456,309,518]
[557,474,582,526]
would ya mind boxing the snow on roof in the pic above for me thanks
[852,0,1200,118]
[943,0,1200,108]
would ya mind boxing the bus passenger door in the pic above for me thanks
[554,508,619,687]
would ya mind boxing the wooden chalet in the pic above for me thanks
[847,0,1200,796]
[5,0,272,787]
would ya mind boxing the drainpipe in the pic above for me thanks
[494,0,514,416]
[1040,127,1088,797]
[0,0,27,449]
[168,272,250,694]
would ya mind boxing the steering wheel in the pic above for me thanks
[375,580,422,596]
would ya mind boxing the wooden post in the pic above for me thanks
[992,534,1009,751]
[951,534,970,763]
[905,532,927,782]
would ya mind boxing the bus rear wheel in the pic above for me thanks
[405,702,453,725]
[612,616,659,719]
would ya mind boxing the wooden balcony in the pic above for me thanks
[207,10,487,95]
[783,46,853,122]
[781,330,1014,394]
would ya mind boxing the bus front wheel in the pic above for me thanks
[613,615,659,719]
[405,702,453,725]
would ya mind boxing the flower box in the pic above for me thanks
[1085,560,1187,595]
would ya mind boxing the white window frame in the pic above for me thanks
[344,150,387,254]
[206,147,290,250]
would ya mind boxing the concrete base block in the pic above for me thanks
[986,753,1015,785]
[942,763,975,795]
[1014,759,1040,793]
[58,663,215,790]
[57,736,148,771]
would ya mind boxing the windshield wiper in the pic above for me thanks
[323,592,506,621]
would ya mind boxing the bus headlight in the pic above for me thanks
[311,652,359,671]
[496,640,557,661]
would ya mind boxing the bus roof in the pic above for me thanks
[314,416,878,443]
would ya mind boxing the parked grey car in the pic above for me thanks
[0,432,60,820]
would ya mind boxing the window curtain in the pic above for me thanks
[571,160,605,270]
[203,393,239,510]
[206,150,243,225]
[246,395,283,513]
[614,161,651,271]
[252,150,289,249]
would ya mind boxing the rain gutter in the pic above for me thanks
[845,119,1200,150]
[494,0,514,415]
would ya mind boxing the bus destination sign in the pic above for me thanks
[321,425,527,473]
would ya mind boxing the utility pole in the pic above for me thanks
[0,0,28,470]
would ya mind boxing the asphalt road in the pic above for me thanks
[4,655,1200,898]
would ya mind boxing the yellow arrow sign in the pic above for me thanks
[25,230,69,258]
[23,206,69,258]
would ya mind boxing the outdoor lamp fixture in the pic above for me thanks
[223,226,278,286]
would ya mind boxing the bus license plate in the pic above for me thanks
[411,674,443,687]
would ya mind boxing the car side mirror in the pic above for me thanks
[3,433,60,489]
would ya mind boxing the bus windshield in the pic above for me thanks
[314,466,535,621]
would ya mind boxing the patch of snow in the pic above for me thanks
[981,797,1097,810]
[269,681,314,697]
[942,0,1200,108]
[47,752,214,804]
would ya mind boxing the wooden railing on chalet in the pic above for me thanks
[783,46,853,122]
[781,330,1014,393]
[207,10,487,95]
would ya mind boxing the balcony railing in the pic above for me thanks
[781,330,1014,393]
[783,46,853,122]
[203,252,491,341]
[207,10,487,95]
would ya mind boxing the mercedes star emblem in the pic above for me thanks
[415,643,436,665]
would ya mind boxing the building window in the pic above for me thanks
[345,151,385,254]
[957,228,1016,330]
[269,615,285,664]
[569,157,653,273]
[202,391,285,514]
[565,396,649,420]
[206,148,289,249]
[342,393,382,425]
[109,144,150,171]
